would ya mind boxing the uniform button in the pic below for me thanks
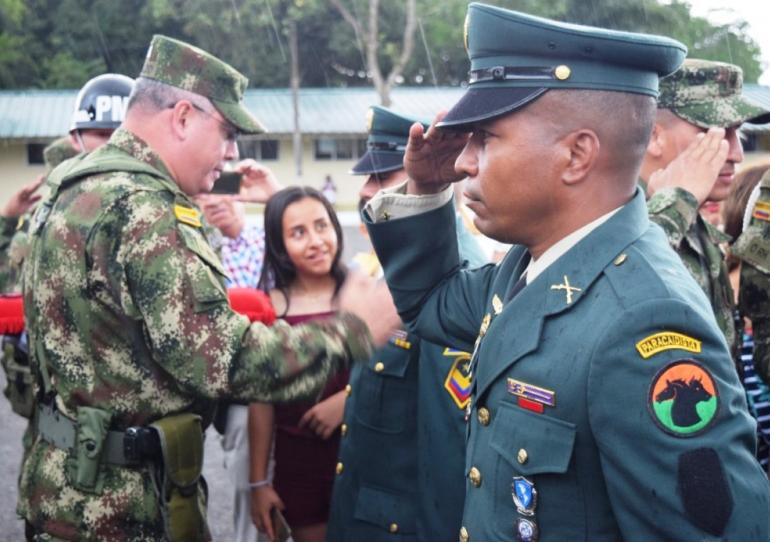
[468,466,482,487]
[345,384,352,396]
[336,462,344,475]
[341,423,348,436]
[459,526,469,542]
[477,407,490,426]
[374,361,385,372]
[517,448,529,465]
[614,253,627,266]
[389,523,398,533]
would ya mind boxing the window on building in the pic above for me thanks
[314,138,367,160]
[238,139,279,161]
[27,143,46,165]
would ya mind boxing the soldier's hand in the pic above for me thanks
[338,272,401,348]
[1,175,44,218]
[646,128,728,206]
[251,485,284,542]
[236,159,284,204]
[298,390,346,439]
[404,112,470,195]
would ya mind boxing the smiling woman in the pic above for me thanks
[249,186,349,542]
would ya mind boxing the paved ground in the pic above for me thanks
[0,224,371,539]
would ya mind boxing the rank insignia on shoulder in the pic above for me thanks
[389,329,411,350]
[492,294,503,315]
[174,204,202,228]
[636,332,701,359]
[444,348,472,409]
[753,201,770,222]
[648,360,718,437]
[512,477,537,516]
[507,378,555,412]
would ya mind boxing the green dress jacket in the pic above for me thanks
[366,189,768,541]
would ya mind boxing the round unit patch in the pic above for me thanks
[648,360,718,437]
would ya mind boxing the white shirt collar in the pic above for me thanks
[524,205,622,284]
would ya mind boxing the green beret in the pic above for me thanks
[350,106,428,176]
[140,35,265,134]
[439,3,687,129]
[658,58,770,128]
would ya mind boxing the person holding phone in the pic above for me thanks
[196,158,283,542]
[249,186,356,542]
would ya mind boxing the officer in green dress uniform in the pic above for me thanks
[364,4,769,540]
[327,106,479,541]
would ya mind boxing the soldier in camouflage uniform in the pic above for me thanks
[734,167,770,384]
[0,74,134,294]
[19,35,393,541]
[641,59,770,359]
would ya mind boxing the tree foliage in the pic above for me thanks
[0,0,763,90]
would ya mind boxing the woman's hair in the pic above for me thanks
[723,161,770,270]
[258,186,346,315]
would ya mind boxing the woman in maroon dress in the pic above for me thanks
[249,186,348,542]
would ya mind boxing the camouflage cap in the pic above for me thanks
[658,59,770,128]
[43,137,79,170]
[140,35,265,134]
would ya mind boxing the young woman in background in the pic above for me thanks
[249,186,349,542]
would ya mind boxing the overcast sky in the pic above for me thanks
[686,0,770,85]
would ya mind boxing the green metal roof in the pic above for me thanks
[2,84,768,139]
[0,87,465,139]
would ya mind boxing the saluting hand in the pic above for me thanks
[236,159,284,204]
[404,111,470,195]
[1,175,45,219]
[646,128,728,206]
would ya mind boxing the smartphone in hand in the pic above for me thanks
[211,171,243,195]
[271,507,292,542]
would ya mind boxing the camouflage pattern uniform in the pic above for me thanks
[647,59,770,358]
[734,169,770,383]
[0,137,77,293]
[19,36,371,541]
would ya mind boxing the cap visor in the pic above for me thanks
[350,150,405,175]
[675,95,770,129]
[437,87,549,130]
[213,100,266,135]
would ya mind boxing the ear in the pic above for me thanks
[169,100,195,141]
[68,132,83,153]
[561,129,599,186]
[646,122,665,158]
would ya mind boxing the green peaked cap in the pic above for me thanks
[658,58,770,128]
[140,35,265,134]
[439,3,687,129]
[351,106,429,176]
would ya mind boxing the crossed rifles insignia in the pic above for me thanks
[550,275,581,305]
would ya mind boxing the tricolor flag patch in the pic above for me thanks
[444,348,472,409]
[753,201,770,222]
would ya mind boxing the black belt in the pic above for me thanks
[36,403,160,466]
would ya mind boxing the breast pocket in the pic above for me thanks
[354,341,417,434]
[488,402,584,540]
[178,224,228,312]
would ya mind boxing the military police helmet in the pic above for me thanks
[70,73,134,132]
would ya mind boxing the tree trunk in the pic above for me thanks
[289,19,302,178]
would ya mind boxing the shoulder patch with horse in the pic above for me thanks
[648,360,718,437]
